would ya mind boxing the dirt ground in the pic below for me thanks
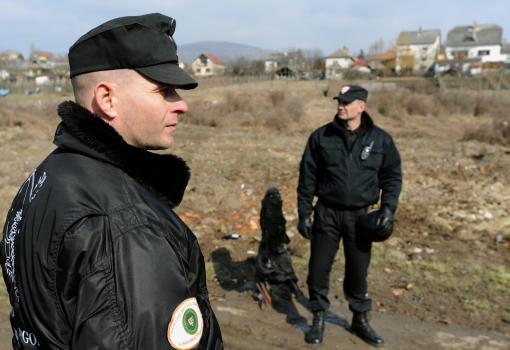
[0,80,509,349]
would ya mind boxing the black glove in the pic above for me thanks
[376,207,394,241]
[298,216,313,239]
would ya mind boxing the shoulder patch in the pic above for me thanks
[168,298,203,349]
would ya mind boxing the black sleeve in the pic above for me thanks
[378,135,402,213]
[56,215,204,350]
[297,132,319,217]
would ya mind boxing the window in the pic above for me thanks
[196,69,201,73]
[453,51,468,58]
[478,50,490,56]
[206,68,211,73]
[421,55,427,61]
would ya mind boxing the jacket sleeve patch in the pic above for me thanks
[168,297,203,350]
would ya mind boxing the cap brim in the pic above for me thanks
[135,63,198,90]
[333,95,357,102]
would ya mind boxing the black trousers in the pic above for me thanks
[307,201,372,313]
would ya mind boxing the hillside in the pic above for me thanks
[177,41,272,64]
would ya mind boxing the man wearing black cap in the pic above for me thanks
[1,14,223,350]
[297,85,402,347]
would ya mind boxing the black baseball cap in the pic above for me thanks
[68,13,198,90]
[333,85,368,102]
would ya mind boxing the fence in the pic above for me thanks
[3,73,510,100]
[0,78,73,95]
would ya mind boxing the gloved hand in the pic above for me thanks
[376,207,394,241]
[298,216,313,239]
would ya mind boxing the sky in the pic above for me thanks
[1,0,508,59]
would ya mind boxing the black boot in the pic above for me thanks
[305,311,325,345]
[350,312,385,347]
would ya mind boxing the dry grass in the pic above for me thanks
[183,90,304,131]
[368,90,510,145]
[0,99,61,139]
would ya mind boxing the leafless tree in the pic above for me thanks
[368,38,385,55]
[302,48,324,71]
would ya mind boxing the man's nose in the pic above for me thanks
[170,92,188,114]
[173,99,188,115]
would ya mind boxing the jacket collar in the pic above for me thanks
[332,111,374,135]
[54,100,190,209]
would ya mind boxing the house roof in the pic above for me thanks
[202,53,224,65]
[265,51,302,63]
[397,29,440,45]
[327,49,351,58]
[353,58,369,67]
[1,49,24,56]
[33,50,54,59]
[446,24,502,48]
[367,51,396,61]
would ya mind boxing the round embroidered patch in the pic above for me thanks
[182,308,198,335]
[168,298,203,350]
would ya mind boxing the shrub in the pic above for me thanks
[184,90,305,131]
[268,90,285,107]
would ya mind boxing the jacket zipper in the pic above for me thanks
[347,152,352,207]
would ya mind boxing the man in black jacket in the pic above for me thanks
[297,85,402,347]
[1,14,223,350]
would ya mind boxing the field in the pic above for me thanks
[1,79,510,349]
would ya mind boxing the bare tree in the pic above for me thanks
[368,38,385,55]
[227,55,251,76]
[302,48,324,71]
[246,60,265,75]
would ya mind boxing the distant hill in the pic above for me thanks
[177,41,272,64]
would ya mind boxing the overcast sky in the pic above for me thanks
[1,0,508,58]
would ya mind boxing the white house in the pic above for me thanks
[444,22,505,75]
[396,28,441,73]
[191,53,225,77]
[325,48,354,79]
[0,70,9,80]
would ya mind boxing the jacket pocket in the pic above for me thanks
[319,143,342,165]
[360,146,383,170]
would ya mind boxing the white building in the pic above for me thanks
[444,23,505,75]
[325,48,354,79]
[396,28,441,74]
[191,53,225,77]
[0,70,9,80]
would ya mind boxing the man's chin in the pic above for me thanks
[141,139,174,151]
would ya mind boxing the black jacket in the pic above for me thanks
[0,101,222,350]
[298,112,402,217]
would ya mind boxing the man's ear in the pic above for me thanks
[359,101,366,112]
[94,82,118,120]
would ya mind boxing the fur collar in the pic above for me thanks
[56,100,190,209]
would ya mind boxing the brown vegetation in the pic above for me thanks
[184,90,304,131]
[1,83,510,345]
[0,100,60,138]
[367,90,510,145]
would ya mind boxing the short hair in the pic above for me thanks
[71,69,136,106]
